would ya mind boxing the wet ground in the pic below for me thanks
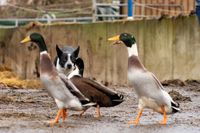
[0,81,200,133]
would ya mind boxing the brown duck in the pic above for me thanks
[62,51,124,117]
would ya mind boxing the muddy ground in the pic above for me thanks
[0,81,200,133]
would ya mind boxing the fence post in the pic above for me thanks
[127,0,133,20]
[15,19,18,27]
[92,0,96,22]
[47,17,51,24]
[141,3,145,17]
[196,0,200,24]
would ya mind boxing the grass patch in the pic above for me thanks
[0,66,42,89]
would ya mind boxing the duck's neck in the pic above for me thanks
[40,50,54,74]
[36,38,47,52]
[127,43,146,70]
[127,43,138,57]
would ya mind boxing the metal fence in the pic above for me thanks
[0,0,195,28]
[0,17,93,28]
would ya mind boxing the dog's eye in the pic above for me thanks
[60,57,66,64]
[59,59,66,67]
[62,60,66,63]
[65,56,68,60]
[70,56,76,62]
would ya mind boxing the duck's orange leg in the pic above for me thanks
[49,109,63,126]
[95,105,101,118]
[80,105,101,118]
[79,108,88,117]
[128,109,143,125]
[62,108,67,121]
[159,106,167,125]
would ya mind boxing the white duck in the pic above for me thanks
[20,33,94,125]
[108,33,180,125]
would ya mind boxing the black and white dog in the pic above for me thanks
[54,45,84,77]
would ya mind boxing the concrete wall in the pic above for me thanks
[0,15,200,85]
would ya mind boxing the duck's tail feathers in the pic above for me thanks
[171,101,180,113]
[111,94,124,106]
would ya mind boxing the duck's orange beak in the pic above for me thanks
[108,35,120,41]
[108,35,123,45]
[20,36,31,44]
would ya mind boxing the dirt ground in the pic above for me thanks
[0,80,200,133]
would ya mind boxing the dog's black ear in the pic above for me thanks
[56,44,63,58]
[73,46,80,58]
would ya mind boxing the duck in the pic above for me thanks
[66,55,124,117]
[20,33,94,125]
[108,33,180,125]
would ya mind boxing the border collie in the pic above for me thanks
[54,45,80,76]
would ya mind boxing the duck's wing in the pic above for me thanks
[70,76,124,106]
[140,71,170,104]
[83,77,124,99]
[82,78,117,95]
[42,75,79,104]
[58,73,90,103]
[149,72,165,90]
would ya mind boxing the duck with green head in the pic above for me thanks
[20,33,94,125]
[108,33,180,125]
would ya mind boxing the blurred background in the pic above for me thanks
[0,0,199,88]
[0,0,196,27]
